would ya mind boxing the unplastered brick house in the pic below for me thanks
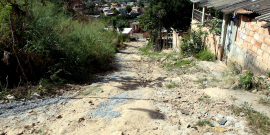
[188,0,270,74]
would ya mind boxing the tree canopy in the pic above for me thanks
[138,0,193,31]
[126,5,132,13]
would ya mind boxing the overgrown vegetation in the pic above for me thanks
[231,102,270,134]
[196,119,214,127]
[181,19,221,61]
[181,30,216,61]
[0,1,120,100]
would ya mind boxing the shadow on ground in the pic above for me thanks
[128,108,165,119]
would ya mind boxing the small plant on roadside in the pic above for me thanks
[166,82,179,89]
[175,60,193,67]
[211,77,220,82]
[228,62,241,75]
[139,41,152,52]
[230,96,237,101]
[194,78,206,83]
[266,70,270,78]
[198,95,211,102]
[230,102,270,134]
[238,71,253,90]
[35,128,43,133]
[196,119,214,127]
[81,85,102,95]
[258,96,270,106]
[0,76,9,99]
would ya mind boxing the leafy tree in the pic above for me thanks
[207,8,223,19]
[138,0,193,51]
[117,20,128,32]
[111,7,120,15]
[85,2,96,15]
[87,2,95,9]
[126,5,132,13]
[138,1,144,8]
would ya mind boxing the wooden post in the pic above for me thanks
[219,13,230,61]
[192,3,195,20]
[202,6,206,25]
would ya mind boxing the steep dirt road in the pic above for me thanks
[1,40,268,135]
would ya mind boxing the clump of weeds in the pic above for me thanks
[165,82,179,89]
[198,95,211,102]
[230,102,270,134]
[258,96,270,106]
[196,119,214,127]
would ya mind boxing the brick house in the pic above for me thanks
[132,7,141,13]
[186,0,270,74]
[130,21,149,38]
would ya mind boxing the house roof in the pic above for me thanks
[131,21,139,25]
[191,0,270,28]
[121,28,133,34]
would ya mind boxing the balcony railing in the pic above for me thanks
[194,9,202,22]
[193,9,222,35]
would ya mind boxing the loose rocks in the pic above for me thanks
[219,119,227,125]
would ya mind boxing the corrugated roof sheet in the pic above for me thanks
[191,0,270,28]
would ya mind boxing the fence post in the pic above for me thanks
[219,13,230,61]
[202,6,206,25]
[192,3,196,20]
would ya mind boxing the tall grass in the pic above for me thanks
[0,1,119,98]
[27,2,118,82]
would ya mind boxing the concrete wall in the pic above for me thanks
[227,14,270,74]
[130,31,149,38]
[172,30,184,52]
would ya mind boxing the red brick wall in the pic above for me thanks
[235,15,270,71]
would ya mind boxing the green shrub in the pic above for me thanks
[195,50,216,61]
[124,38,130,42]
[238,71,254,90]
[181,31,203,56]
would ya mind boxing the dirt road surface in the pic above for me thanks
[1,39,269,135]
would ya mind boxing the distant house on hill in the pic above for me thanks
[120,2,127,7]
[127,2,134,6]
[116,7,127,14]
[132,6,140,13]
[130,21,149,38]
